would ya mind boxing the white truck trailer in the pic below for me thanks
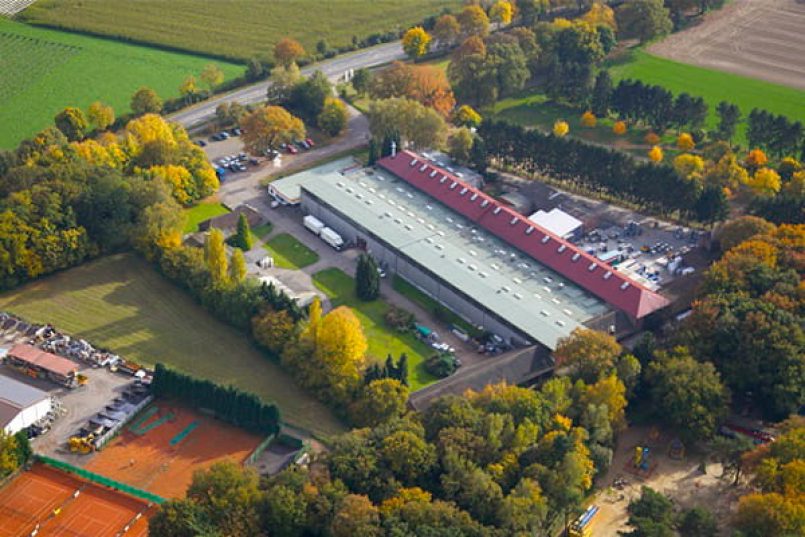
[303,215,325,236]
[320,227,344,250]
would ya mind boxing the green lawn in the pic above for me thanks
[0,18,242,149]
[608,49,805,144]
[20,0,461,62]
[492,49,805,150]
[183,202,230,233]
[252,223,273,240]
[391,276,483,339]
[264,233,319,269]
[312,268,437,391]
[0,254,345,437]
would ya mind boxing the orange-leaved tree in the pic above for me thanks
[274,37,305,67]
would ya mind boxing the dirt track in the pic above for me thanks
[649,0,805,90]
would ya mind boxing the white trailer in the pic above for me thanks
[303,215,325,236]
[320,227,344,250]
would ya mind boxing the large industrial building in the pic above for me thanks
[0,374,52,435]
[273,151,669,351]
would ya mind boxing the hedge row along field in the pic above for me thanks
[0,18,242,149]
[20,0,462,62]
[608,50,805,144]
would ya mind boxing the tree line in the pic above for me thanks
[151,364,281,435]
[478,120,727,222]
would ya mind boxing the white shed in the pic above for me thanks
[528,208,584,240]
[0,375,52,435]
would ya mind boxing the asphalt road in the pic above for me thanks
[169,41,404,129]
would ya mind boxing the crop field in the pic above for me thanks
[20,0,462,61]
[312,268,437,391]
[0,253,345,437]
[648,0,805,91]
[0,18,242,149]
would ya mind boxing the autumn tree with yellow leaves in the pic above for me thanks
[402,26,432,59]
[648,145,664,162]
[580,111,597,128]
[553,120,570,137]
[489,1,514,25]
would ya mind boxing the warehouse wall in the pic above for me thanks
[3,398,51,435]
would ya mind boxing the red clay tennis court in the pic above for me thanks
[85,401,263,498]
[0,463,152,537]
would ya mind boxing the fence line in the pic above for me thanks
[94,395,153,450]
[245,433,276,466]
[35,455,166,504]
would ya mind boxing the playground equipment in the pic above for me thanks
[634,446,650,471]
[569,505,599,537]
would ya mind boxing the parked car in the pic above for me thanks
[287,145,298,154]
[305,137,315,147]
[194,139,207,147]
[296,140,310,150]
[230,128,242,136]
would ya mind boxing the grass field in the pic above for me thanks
[492,49,805,149]
[264,233,319,269]
[608,50,805,143]
[0,18,242,149]
[20,0,461,62]
[183,202,230,233]
[0,254,345,437]
[312,268,437,391]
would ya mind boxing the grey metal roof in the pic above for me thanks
[0,374,49,409]
[297,159,610,350]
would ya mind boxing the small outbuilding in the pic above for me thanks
[528,208,584,241]
[0,374,52,435]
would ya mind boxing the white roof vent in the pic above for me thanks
[460,187,468,195]
[409,158,418,167]
[405,224,413,231]
[479,271,488,278]
[419,163,428,172]
[513,277,522,284]
[440,176,448,184]
[588,263,597,272]
[563,309,574,316]
[603,271,613,280]
[526,226,534,235]
[468,264,477,271]
[437,230,445,237]
[493,207,502,215]
[446,216,453,223]
[541,235,550,244]
[557,245,567,253]
[540,310,549,316]
[427,224,435,231]
[425,204,433,210]
[555,320,566,327]
[426,237,434,244]
[480,200,489,208]
[469,250,477,256]
[513,293,523,300]
[429,170,438,177]
[457,258,466,264]
[510,217,518,225]
[620,282,630,291]
[384,211,392,218]
[365,200,373,205]
[470,193,478,201]
[501,285,511,293]
[435,244,444,250]
[336,181,345,188]
[571,253,581,262]
[450,182,458,190]
[533,293,542,299]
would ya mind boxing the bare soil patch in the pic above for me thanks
[649,0,805,90]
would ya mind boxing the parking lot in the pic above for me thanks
[499,173,709,292]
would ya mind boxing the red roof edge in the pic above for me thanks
[378,151,670,319]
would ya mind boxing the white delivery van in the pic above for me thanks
[303,215,325,235]
[320,227,344,250]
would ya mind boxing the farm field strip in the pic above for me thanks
[20,0,462,61]
[0,18,242,149]
[648,0,805,91]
